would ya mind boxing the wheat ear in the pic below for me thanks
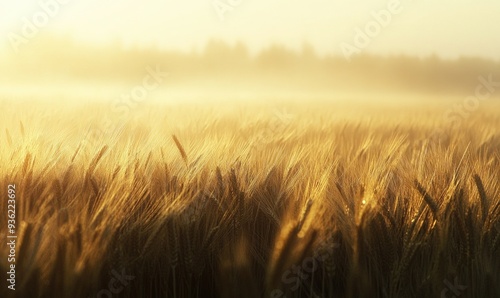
[172,135,188,166]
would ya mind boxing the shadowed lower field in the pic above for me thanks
[0,99,499,298]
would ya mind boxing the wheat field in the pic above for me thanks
[1,98,499,298]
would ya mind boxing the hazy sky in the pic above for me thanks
[1,0,499,59]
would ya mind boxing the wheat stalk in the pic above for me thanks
[172,134,188,166]
[473,174,489,221]
[87,145,109,176]
[414,180,438,217]
[5,128,12,146]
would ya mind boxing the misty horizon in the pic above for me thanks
[1,35,500,102]
[2,1,500,61]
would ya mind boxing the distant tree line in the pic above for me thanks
[2,35,499,94]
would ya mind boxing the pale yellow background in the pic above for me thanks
[1,0,499,59]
